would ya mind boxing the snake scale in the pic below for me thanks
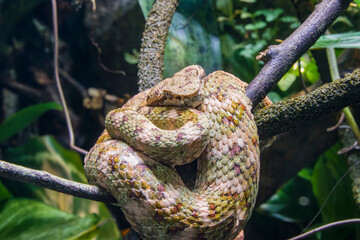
[84,66,260,240]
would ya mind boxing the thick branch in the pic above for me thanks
[0,160,116,203]
[256,69,360,139]
[0,0,356,221]
[137,0,179,91]
[246,0,352,107]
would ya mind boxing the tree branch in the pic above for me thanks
[246,0,353,107]
[137,0,179,91]
[0,0,357,222]
[255,69,360,139]
[0,160,116,203]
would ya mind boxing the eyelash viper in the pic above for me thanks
[84,66,261,240]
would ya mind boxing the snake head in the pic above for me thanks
[147,65,206,108]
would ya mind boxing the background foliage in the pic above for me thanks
[0,0,360,239]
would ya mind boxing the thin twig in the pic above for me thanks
[246,0,352,107]
[51,0,87,155]
[88,0,125,75]
[59,69,88,98]
[289,218,360,240]
[0,160,116,203]
[326,112,345,132]
[338,140,359,155]
[0,77,42,101]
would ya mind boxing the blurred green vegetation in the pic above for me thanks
[0,0,360,239]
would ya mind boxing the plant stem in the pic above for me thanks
[326,44,360,143]
[51,0,87,155]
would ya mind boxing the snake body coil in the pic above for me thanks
[84,66,260,240]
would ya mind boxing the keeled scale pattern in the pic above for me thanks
[84,66,260,240]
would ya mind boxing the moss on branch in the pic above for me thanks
[255,69,360,139]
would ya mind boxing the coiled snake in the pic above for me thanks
[84,66,260,240]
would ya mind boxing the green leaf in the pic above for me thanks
[332,16,353,28]
[311,142,360,240]
[163,0,222,77]
[254,8,284,22]
[258,168,318,223]
[304,56,320,84]
[0,199,100,240]
[244,21,267,31]
[215,0,232,16]
[266,91,282,103]
[138,0,221,77]
[3,136,121,238]
[233,41,265,82]
[277,72,296,92]
[96,203,122,240]
[0,180,12,203]
[3,136,90,214]
[311,32,360,49]
[124,52,139,65]
[240,11,253,19]
[137,0,154,18]
[0,102,62,143]
[280,16,300,29]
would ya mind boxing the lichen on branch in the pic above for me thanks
[137,0,179,91]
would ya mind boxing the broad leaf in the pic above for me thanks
[277,72,296,92]
[0,180,12,203]
[3,136,89,214]
[0,102,62,143]
[311,142,360,240]
[267,91,282,103]
[138,0,154,18]
[3,136,121,238]
[254,8,284,22]
[311,32,360,49]
[0,199,100,240]
[138,0,221,77]
[245,21,267,31]
[258,168,318,223]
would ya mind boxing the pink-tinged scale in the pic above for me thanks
[84,66,267,240]
[233,164,241,176]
